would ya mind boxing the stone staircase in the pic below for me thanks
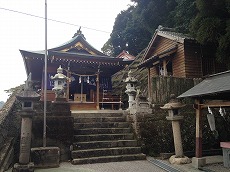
[71,111,146,164]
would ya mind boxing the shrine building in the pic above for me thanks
[20,29,132,110]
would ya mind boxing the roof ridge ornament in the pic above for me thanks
[72,26,86,40]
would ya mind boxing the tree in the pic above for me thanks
[190,0,230,66]
[168,0,196,33]
[102,0,178,56]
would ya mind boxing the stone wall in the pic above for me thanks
[138,104,228,157]
[0,92,22,170]
[32,101,74,161]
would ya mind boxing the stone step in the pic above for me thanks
[74,122,130,129]
[74,128,131,135]
[71,147,142,159]
[74,117,126,123]
[74,133,134,142]
[73,140,138,150]
[72,112,124,118]
[72,153,146,165]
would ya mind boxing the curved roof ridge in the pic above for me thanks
[49,32,105,56]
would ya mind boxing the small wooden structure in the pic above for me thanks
[116,50,136,61]
[137,26,226,99]
[178,70,230,168]
[20,29,132,110]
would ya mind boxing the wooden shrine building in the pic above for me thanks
[137,25,227,99]
[20,29,131,110]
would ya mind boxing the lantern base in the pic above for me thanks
[12,162,34,172]
[169,155,191,165]
[54,97,67,102]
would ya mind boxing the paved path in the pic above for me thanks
[35,160,166,172]
[9,155,228,172]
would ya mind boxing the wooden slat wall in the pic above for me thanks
[172,44,186,77]
[150,66,158,77]
[184,42,202,78]
[153,36,176,55]
[149,36,186,78]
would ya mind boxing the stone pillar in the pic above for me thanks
[167,115,184,157]
[19,113,33,164]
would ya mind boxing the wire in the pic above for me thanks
[0,7,111,34]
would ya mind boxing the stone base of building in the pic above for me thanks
[53,97,67,102]
[12,162,34,172]
[192,157,206,168]
[169,155,191,164]
[31,147,60,168]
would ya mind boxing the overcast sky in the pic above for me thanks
[0,0,132,101]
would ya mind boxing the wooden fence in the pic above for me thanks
[151,76,202,104]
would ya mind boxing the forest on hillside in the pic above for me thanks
[102,0,230,67]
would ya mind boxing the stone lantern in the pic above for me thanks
[51,65,68,101]
[161,94,190,164]
[13,73,40,172]
[125,70,138,110]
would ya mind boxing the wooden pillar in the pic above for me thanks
[163,60,167,76]
[147,67,151,100]
[66,69,70,101]
[195,99,203,158]
[96,72,100,110]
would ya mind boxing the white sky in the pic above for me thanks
[0,0,132,101]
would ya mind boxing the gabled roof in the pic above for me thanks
[178,70,230,99]
[141,25,195,63]
[116,50,135,61]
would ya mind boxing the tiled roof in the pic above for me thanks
[178,71,230,98]
[157,25,194,40]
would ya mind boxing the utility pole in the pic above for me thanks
[43,0,47,147]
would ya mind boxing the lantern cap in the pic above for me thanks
[124,70,138,83]
[51,65,68,80]
[161,94,185,110]
[16,73,41,101]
